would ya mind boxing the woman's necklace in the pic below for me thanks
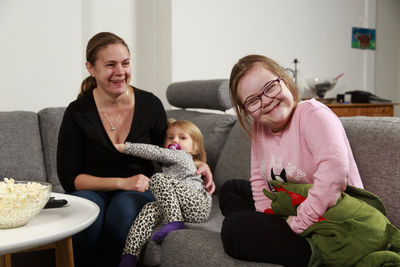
[103,112,121,131]
[97,87,131,132]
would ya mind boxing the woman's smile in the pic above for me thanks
[110,79,125,86]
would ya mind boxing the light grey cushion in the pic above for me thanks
[166,110,237,172]
[161,229,282,267]
[0,111,47,182]
[141,236,162,266]
[142,196,224,266]
[340,116,400,228]
[214,121,251,194]
[38,107,66,193]
[166,79,232,111]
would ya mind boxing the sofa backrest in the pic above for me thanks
[0,111,47,183]
[38,107,66,192]
[214,121,251,193]
[167,79,232,111]
[166,79,236,173]
[340,116,400,227]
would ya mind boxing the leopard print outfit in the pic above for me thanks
[122,143,212,257]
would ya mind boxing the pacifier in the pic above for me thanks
[168,143,181,150]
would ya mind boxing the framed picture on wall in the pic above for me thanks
[352,27,376,50]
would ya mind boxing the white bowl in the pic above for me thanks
[0,179,52,229]
[306,77,338,98]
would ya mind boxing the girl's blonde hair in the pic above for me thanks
[166,119,207,164]
[229,54,299,136]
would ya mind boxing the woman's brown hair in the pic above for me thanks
[78,32,130,98]
[229,54,299,136]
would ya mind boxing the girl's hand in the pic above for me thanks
[114,143,126,152]
[286,215,293,225]
[196,162,215,195]
[119,174,150,192]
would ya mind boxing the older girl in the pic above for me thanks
[116,119,212,267]
[219,55,363,266]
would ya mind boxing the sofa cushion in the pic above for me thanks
[0,111,46,182]
[161,229,282,267]
[141,236,162,267]
[166,79,232,111]
[214,121,251,194]
[340,116,400,228]
[166,110,237,172]
[38,107,66,193]
[142,196,224,266]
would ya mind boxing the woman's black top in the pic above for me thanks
[57,87,167,192]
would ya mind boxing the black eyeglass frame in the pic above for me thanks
[241,77,282,113]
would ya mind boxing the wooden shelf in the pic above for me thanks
[325,102,398,117]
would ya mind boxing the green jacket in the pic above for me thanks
[263,181,400,266]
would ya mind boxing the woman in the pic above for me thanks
[57,32,214,267]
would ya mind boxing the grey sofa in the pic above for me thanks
[1,79,399,267]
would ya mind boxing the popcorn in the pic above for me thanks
[0,178,51,228]
[0,177,47,193]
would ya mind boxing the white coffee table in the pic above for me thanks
[0,192,99,267]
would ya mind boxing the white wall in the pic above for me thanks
[171,0,376,101]
[81,0,135,65]
[0,0,82,111]
[132,0,172,107]
[376,0,400,116]
[0,0,399,115]
[0,0,137,112]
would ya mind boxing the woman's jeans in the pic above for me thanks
[69,190,155,267]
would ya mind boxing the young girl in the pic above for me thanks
[116,119,212,267]
[219,55,364,267]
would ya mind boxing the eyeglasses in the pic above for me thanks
[241,77,282,113]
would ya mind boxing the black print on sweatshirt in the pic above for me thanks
[268,168,287,192]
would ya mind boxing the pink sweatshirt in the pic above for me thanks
[250,99,363,233]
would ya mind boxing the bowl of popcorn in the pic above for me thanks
[0,178,52,229]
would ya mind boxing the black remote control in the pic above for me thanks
[44,197,68,209]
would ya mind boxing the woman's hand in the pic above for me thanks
[118,174,150,192]
[196,162,215,195]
